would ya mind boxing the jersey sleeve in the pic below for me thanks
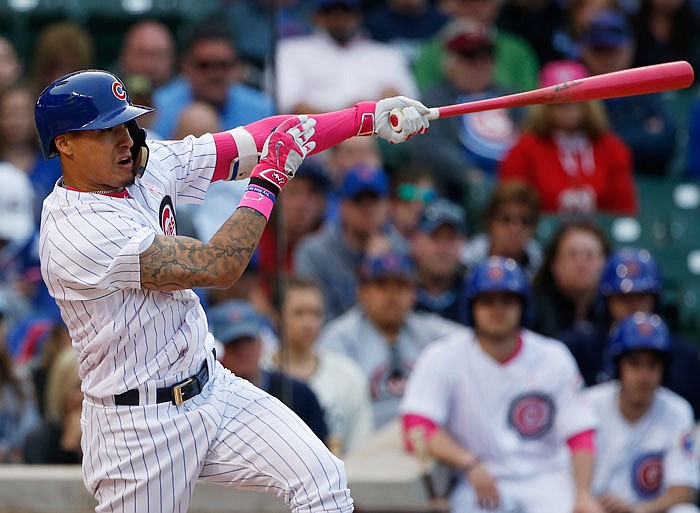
[43,202,156,299]
[146,135,218,204]
[551,344,598,441]
[399,341,452,425]
[664,400,699,489]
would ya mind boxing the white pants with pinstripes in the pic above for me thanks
[81,360,353,513]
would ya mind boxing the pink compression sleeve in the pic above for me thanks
[401,413,439,452]
[211,102,377,181]
[567,428,596,454]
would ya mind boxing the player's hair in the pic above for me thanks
[523,100,609,139]
[283,276,323,299]
[484,180,540,228]
[533,217,612,291]
[184,17,235,52]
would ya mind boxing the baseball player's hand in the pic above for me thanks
[597,493,632,513]
[250,115,316,195]
[374,96,430,144]
[467,463,500,510]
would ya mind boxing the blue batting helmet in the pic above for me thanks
[34,70,153,175]
[462,256,530,325]
[599,248,662,297]
[609,312,671,364]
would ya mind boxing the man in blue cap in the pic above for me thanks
[318,249,461,428]
[295,164,406,321]
[208,300,328,442]
[410,198,468,322]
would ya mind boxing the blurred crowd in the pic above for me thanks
[1,0,700,509]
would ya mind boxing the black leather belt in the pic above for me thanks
[114,355,210,406]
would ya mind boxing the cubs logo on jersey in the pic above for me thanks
[631,452,663,498]
[508,392,555,439]
[159,196,177,236]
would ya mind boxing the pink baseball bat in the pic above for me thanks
[390,60,694,131]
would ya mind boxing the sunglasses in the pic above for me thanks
[191,59,236,71]
[493,213,536,227]
[396,183,436,203]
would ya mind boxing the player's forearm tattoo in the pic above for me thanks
[140,207,267,290]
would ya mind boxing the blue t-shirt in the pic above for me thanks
[152,78,274,139]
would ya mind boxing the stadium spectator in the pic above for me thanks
[0,292,40,463]
[414,0,539,93]
[580,9,678,176]
[30,21,95,94]
[410,198,468,323]
[586,313,699,513]
[209,299,328,443]
[317,249,462,429]
[531,218,610,338]
[153,20,273,139]
[0,36,21,93]
[224,0,314,88]
[116,19,176,90]
[461,180,543,282]
[0,83,47,208]
[632,0,700,73]
[560,248,700,419]
[274,0,417,114]
[256,160,330,303]
[496,0,567,65]
[400,257,603,513]
[388,165,437,247]
[499,59,637,215]
[409,20,520,202]
[322,135,383,223]
[265,277,373,456]
[23,345,82,464]
[548,0,619,61]
[294,164,401,321]
[364,0,448,66]
[26,318,71,419]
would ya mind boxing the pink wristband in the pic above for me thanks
[237,188,275,221]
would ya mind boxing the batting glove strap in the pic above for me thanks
[249,171,288,197]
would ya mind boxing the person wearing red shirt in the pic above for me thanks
[498,60,637,215]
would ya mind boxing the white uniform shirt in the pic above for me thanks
[587,381,699,502]
[275,31,418,113]
[39,136,218,398]
[400,328,597,479]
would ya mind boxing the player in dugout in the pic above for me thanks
[34,68,430,513]
[400,256,604,513]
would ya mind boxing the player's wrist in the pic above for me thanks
[462,455,481,477]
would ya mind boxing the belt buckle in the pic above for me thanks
[172,376,196,406]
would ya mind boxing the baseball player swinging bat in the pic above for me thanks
[390,60,694,131]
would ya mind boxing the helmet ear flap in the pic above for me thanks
[126,119,149,178]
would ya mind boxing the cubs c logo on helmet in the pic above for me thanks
[631,452,663,499]
[507,392,554,439]
[112,81,127,101]
[159,196,177,236]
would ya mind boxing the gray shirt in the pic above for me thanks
[317,306,464,429]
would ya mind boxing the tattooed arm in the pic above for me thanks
[140,207,266,291]
[140,116,316,291]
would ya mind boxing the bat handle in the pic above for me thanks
[390,107,439,132]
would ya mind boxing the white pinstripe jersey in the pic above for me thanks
[39,135,219,398]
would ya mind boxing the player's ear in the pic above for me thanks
[54,133,74,156]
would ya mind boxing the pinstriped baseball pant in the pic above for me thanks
[81,361,353,513]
